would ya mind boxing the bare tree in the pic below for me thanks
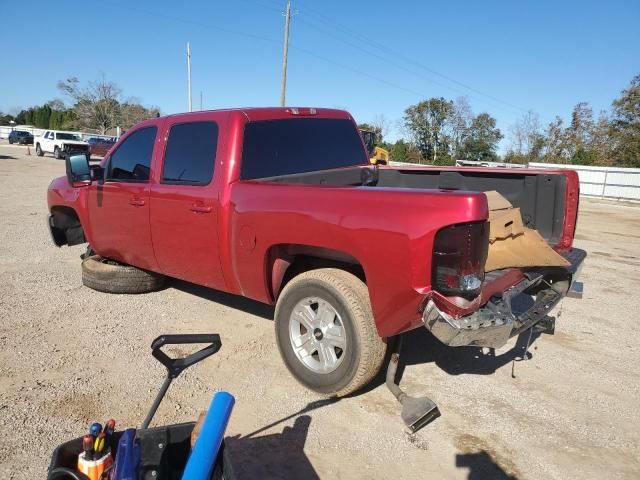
[371,114,390,142]
[567,102,595,155]
[449,96,473,158]
[57,76,160,134]
[507,110,544,162]
[58,76,122,134]
[544,116,568,163]
[591,110,614,166]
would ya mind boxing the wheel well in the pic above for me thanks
[267,245,366,302]
[50,206,86,246]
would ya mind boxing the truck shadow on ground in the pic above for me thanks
[172,278,545,378]
[170,279,275,320]
[455,451,519,480]
[0,154,17,160]
[398,326,543,377]
[392,292,546,377]
[171,279,542,478]
[225,414,322,479]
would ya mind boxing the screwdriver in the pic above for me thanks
[104,419,116,436]
[95,432,107,455]
[90,422,102,439]
[104,419,116,450]
[82,434,94,461]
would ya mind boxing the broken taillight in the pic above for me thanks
[432,222,489,300]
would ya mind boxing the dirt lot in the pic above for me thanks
[0,143,638,479]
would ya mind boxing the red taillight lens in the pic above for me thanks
[432,222,489,300]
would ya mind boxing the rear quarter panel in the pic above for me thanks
[228,182,489,336]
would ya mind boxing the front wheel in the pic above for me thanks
[274,268,387,397]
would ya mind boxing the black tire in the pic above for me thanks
[53,146,61,159]
[8,138,13,145]
[274,268,387,397]
[36,143,44,156]
[81,255,165,294]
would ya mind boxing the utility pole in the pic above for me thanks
[279,0,291,107]
[187,42,192,112]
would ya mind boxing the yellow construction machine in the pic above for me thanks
[359,128,389,165]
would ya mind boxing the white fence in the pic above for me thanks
[529,162,640,201]
[0,125,45,139]
[393,159,640,201]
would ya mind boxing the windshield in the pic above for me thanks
[56,133,81,141]
[241,118,367,180]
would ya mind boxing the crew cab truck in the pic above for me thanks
[36,130,89,160]
[48,107,585,397]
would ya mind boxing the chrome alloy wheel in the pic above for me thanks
[289,296,347,374]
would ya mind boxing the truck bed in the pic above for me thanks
[254,164,578,248]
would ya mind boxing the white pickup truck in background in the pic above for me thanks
[35,130,89,160]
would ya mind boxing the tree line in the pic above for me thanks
[3,73,638,167]
[362,73,640,168]
[0,76,160,135]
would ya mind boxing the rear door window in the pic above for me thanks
[108,126,157,182]
[161,121,218,185]
[240,118,367,180]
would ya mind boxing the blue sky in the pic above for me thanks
[1,0,638,151]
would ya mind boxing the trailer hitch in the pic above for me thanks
[385,336,440,433]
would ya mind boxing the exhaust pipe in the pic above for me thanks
[385,336,440,433]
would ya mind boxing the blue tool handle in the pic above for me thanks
[182,391,235,480]
[113,429,140,480]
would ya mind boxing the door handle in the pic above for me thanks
[190,204,212,213]
[129,197,146,207]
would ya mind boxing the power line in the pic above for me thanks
[296,16,484,106]
[108,3,436,103]
[113,3,279,45]
[108,2,534,115]
[294,0,527,112]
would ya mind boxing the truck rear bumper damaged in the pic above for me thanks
[423,248,586,349]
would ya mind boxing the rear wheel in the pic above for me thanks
[274,268,386,397]
[81,255,165,294]
[54,146,61,159]
[8,138,13,144]
[36,143,43,156]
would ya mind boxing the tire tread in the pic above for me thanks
[81,255,165,294]
[275,268,386,397]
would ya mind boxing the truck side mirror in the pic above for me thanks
[66,154,91,187]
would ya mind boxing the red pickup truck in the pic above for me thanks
[47,107,585,397]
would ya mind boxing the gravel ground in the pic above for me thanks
[0,143,639,479]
